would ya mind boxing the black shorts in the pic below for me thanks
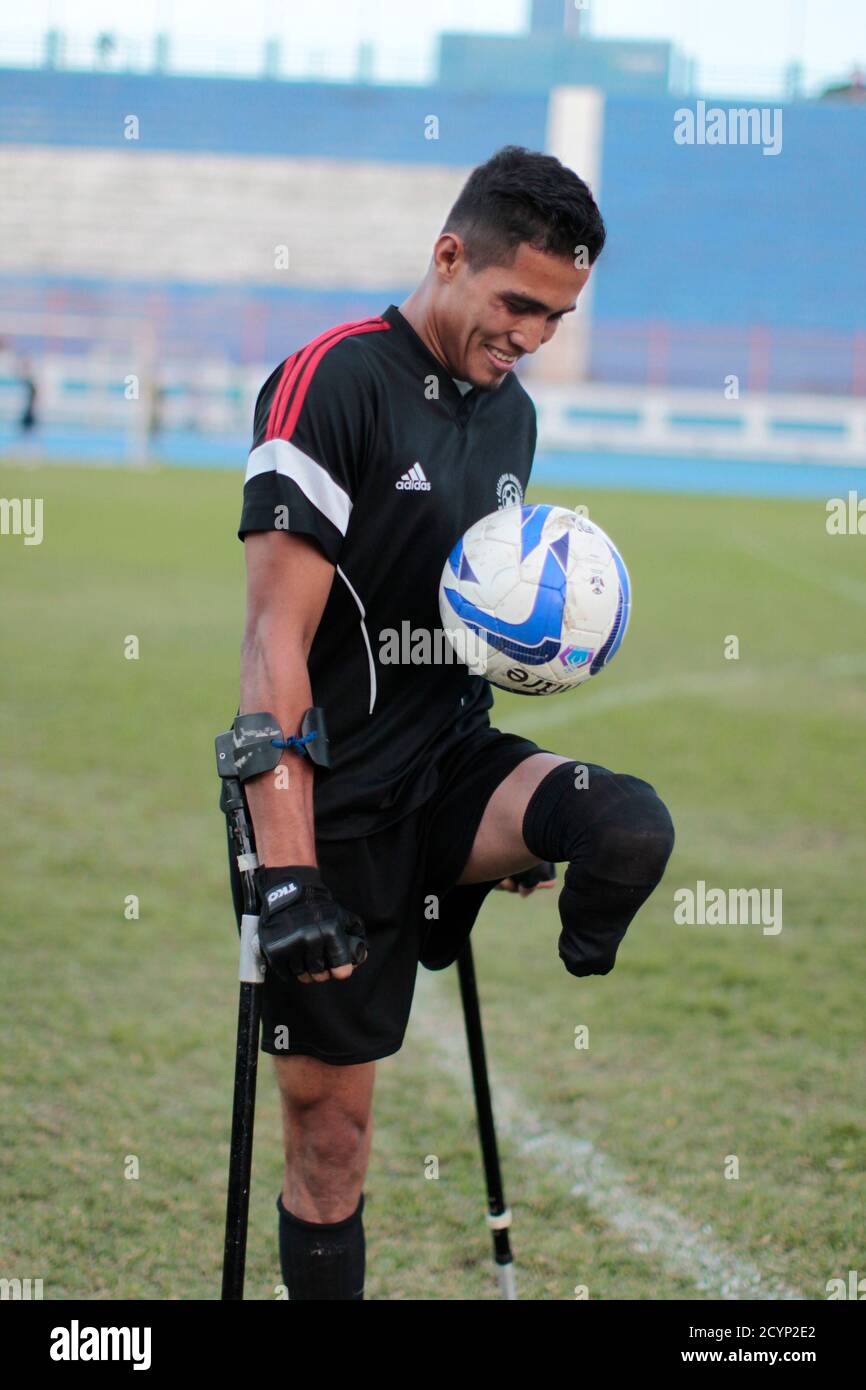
[227,722,550,1066]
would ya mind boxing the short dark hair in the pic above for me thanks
[441,145,606,272]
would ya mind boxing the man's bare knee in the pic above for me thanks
[458,751,568,884]
[274,1056,375,1222]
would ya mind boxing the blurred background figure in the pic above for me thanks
[17,356,38,436]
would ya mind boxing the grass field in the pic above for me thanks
[1,457,864,1301]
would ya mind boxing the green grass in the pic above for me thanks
[1,458,863,1300]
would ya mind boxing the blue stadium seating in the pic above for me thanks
[595,96,866,335]
[0,69,547,162]
[1,72,864,392]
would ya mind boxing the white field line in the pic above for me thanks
[409,968,804,1301]
[504,669,752,738]
[503,652,866,740]
[730,529,866,608]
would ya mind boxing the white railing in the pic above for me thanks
[4,339,865,469]
[532,383,866,465]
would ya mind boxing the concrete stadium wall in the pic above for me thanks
[0,146,471,287]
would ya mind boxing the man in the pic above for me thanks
[17,356,38,436]
[233,145,675,1300]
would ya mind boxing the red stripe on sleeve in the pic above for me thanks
[265,317,388,442]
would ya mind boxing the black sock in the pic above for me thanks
[277,1192,365,1300]
[522,761,675,977]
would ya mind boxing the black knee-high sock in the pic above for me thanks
[277,1192,365,1300]
[522,761,675,977]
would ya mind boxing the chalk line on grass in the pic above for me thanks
[731,529,866,608]
[503,668,754,738]
[409,968,804,1301]
[503,651,866,741]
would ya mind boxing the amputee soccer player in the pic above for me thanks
[234,145,675,1300]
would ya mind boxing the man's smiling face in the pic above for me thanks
[438,240,592,391]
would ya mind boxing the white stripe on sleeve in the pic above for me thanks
[245,437,352,537]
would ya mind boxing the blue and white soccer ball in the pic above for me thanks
[438,503,631,696]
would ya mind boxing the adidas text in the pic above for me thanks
[396,463,431,491]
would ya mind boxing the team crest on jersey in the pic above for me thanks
[496,473,523,509]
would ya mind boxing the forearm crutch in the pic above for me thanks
[215,708,331,1300]
[456,940,517,1300]
[215,729,265,1302]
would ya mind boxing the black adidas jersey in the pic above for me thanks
[238,304,536,839]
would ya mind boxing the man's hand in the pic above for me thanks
[256,866,367,985]
[496,861,557,898]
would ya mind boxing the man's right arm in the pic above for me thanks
[239,528,335,868]
[237,342,373,983]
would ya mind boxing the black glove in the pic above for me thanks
[255,866,367,983]
[510,861,557,890]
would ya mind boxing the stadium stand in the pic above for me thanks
[1,67,863,394]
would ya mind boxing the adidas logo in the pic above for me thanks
[396,462,431,492]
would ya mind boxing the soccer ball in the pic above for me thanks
[438,503,631,696]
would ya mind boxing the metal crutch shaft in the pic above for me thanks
[456,940,517,1300]
[222,975,261,1299]
[218,741,264,1301]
